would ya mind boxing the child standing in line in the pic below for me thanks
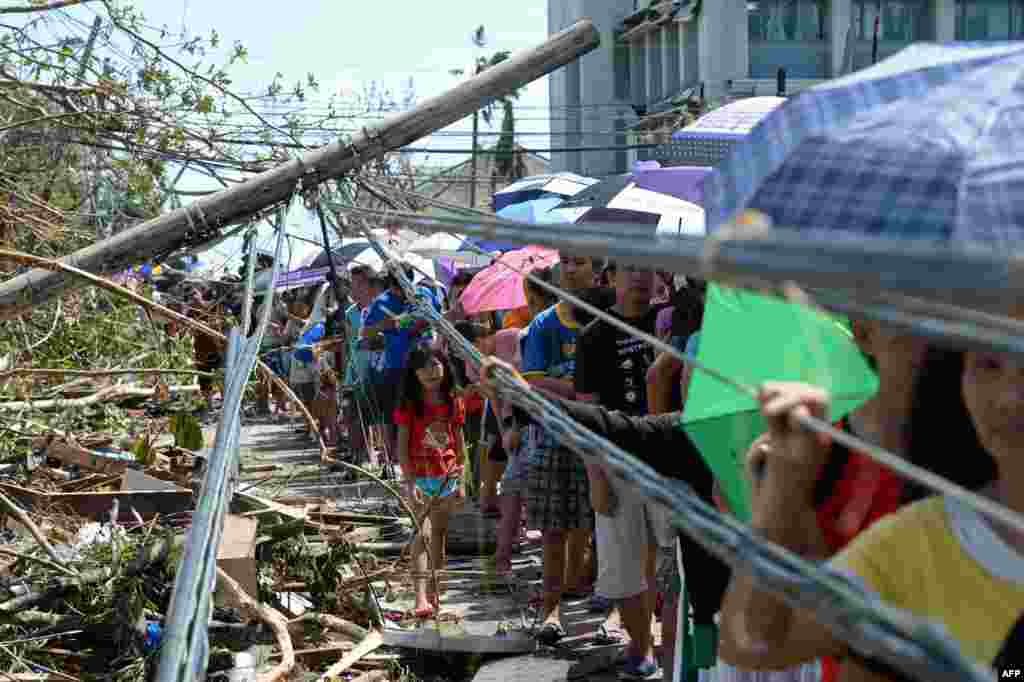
[395,346,468,617]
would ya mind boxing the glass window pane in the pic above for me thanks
[749,0,829,40]
[855,0,931,40]
[956,0,1023,39]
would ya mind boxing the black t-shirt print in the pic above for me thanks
[575,308,659,415]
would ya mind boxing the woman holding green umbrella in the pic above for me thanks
[476,286,973,682]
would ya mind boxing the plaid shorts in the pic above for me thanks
[523,424,593,531]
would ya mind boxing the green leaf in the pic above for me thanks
[195,95,214,114]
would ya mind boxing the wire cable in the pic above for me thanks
[355,226,990,682]
[331,200,1024,540]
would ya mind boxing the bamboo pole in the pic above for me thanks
[0,19,600,317]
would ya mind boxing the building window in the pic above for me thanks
[630,41,647,107]
[613,32,631,100]
[749,0,829,41]
[649,31,663,103]
[665,23,682,94]
[748,0,830,78]
[853,0,933,41]
[956,0,1024,39]
[850,0,933,69]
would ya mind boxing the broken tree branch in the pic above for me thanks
[287,613,368,643]
[0,492,70,574]
[315,630,383,682]
[0,19,600,314]
[0,533,180,613]
[216,567,294,682]
[0,249,325,456]
[0,368,214,381]
[0,383,198,412]
[0,547,76,578]
[0,0,96,14]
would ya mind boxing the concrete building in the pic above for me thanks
[548,0,1023,174]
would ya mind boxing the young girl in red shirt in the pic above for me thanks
[394,346,467,617]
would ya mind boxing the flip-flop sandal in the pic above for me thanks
[534,622,566,647]
[411,605,436,619]
[593,624,626,646]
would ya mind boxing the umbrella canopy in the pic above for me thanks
[492,172,599,212]
[298,241,374,269]
[495,195,571,225]
[673,96,785,141]
[407,232,493,267]
[254,244,400,291]
[553,166,710,237]
[701,42,1024,244]
[460,246,559,314]
[681,285,879,521]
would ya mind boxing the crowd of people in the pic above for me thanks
[159,248,1021,681]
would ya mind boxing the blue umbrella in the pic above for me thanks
[492,172,598,212]
[495,195,567,224]
[702,42,1024,245]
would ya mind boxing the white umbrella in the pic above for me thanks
[408,232,494,268]
[402,253,438,283]
[407,232,470,258]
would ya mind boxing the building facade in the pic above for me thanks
[549,0,1024,175]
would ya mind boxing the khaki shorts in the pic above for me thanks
[595,481,674,600]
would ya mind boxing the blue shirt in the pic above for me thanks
[364,291,417,371]
[416,284,444,314]
[344,303,371,384]
[520,303,579,380]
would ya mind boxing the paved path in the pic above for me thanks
[224,414,666,681]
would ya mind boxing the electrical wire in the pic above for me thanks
[356,227,991,682]
[332,200,1024,540]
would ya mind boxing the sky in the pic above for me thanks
[56,0,553,273]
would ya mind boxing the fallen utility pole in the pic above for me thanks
[0,19,600,318]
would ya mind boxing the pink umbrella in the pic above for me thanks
[460,245,559,314]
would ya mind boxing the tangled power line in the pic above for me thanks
[329,198,1004,682]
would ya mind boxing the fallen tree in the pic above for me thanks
[0,382,198,412]
[0,248,327,458]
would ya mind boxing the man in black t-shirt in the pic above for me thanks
[575,262,665,679]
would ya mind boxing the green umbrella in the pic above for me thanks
[681,285,879,522]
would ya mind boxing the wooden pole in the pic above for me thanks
[0,19,600,318]
[469,110,479,209]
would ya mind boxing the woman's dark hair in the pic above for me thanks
[524,265,557,307]
[450,272,474,289]
[398,345,458,417]
[902,348,997,503]
[670,281,705,340]
[813,348,998,507]
[453,320,487,344]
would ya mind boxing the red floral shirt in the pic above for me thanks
[711,420,904,682]
[817,420,903,682]
[393,397,465,478]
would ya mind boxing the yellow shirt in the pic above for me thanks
[833,495,1024,666]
